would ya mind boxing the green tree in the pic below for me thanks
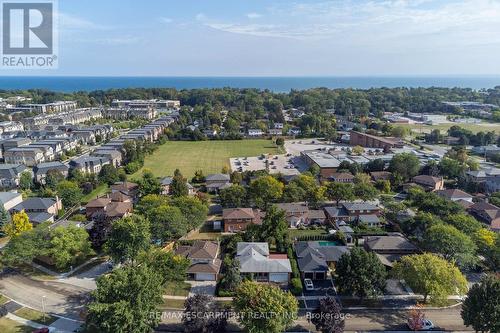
[3,211,32,237]
[56,180,83,208]
[46,225,95,270]
[137,169,161,196]
[0,206,11,237]
[311,297,345,333]
[182,294,228,333]
[86,265,163,333]
[261,205,289,252]
[137,248,190,286]
[149,205,188,242]
[249,175,284,209]
[1,224,50,266]
[220,257,241,292]
[98,164,120,185]
[424,224,477,269]
[353,182,378,201]
[461,274,500,333]
[393,253,467,305]
[389,153,420,182]
[234,281,298,333]
[444,213,482,234]
[336,247,386,298]
[105,215,151,264]
[325,182,355,206]
[19,171,33,191]
[45,169,65,190]
[219,184,247,208]
[275,137,285,146]
[170,169,189,197]
[282,182,307,202]
[192,169,205,183]
[170,196,208,229]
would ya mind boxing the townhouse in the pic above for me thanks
[4,147,45,166]
[69,156,110,174]
[0,164,28,189]
[33,161,69,184]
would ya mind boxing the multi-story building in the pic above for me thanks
[350,131,403,150]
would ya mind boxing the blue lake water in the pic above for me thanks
[0,76,499,92]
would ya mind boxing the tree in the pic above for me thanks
[182,294,228,333]
[98,164,120,185]
[261,205,289,252]
[19,171,33,191]
[170,196,208,229]
[0,206,10,237]
[149,205,188,242]
[352,145,364,155]
[192,169,205,183]
[46,225,95,270]
[389,153,420,182]
[137,248,190,286]
[365,158,385,172]
[282,183,307,202]
[353,182,378,201]
[1,224,50,266]
[444,213,482,235]
[219,185,247,208]
[137,170,161,196]
[233,281,298,333]
[325,182,355,206]
[220,257,241,292]
[311,297,345,333]
[170,169,189,197]
[86,265,163,333]
[275,137,285,146]
[45,169,65,190]
[375,179,391,193]
[393,253,467,304]
[56,180,83,208]
[461,274,500,333]
[3,211,32,237]
[249,175,284,209]
[105,215,151,264]
[424,224,477,269]
[335,247,386,298]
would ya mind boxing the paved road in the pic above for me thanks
[0,272,89,320]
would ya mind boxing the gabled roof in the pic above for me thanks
[205,173,230,182]
[86,197,111,208]
[469,201,500,221]
[176,241,219,260]
[329,172,354,181]
[187,259,222,274]
[364,235,418,252]
[342,202,379,211]
[110,181,138,192]
[275,202,309,214]
[223,208,256,220]
[12,197,57,211]
[412,175,442,185]
[436,189,473,200]
[236,242,291,273]
[296,251,328,272]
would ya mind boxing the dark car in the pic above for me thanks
[32,328,49,333]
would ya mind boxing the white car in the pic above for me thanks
[407,319,435,331]
[304,278,314,291]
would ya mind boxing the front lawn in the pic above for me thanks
[164,281,191,297]
[0,294,9,305]
[160,298,186,310]
[14,307,57,326]
[0,318,32,333]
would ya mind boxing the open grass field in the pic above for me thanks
[397,122,500,134]
[133,139,282,178]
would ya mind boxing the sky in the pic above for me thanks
[4,0,500,76]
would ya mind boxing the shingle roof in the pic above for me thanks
[236,242,291,273]
[206,173,230,182]
[12,197,57,211]
[436,189,473,200]
[364,235,418,252]
[176,241,219,260]
[223,208,256,220]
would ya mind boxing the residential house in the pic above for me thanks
[364,234,419,267]
[160,177,195,196]
[335,221,355,244]
[274,123,284,129]
[412,175,444,191]
[324,202,380,224]
[236,242,291,283]
[0,164,28,189]
[295,241,350,280]
[10,197,63,224]
[275,203,326,228]
[468,201,500,231]
[175,241,221,281]
[248,129,264,137]
[33,161,69,184]
[370,171,392,182]
[69,156,110,174]
[0,191,23,211]
[85,196,133,221]
[436,189,474,203]
[205,173,231,193]
[110,181,139,201]
[268,129,282,136]
[222,208,262,232]
[329,172,354,183]
[466,168,500,194]
[92,149,123,167]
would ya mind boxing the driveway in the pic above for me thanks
[187,281,216,297]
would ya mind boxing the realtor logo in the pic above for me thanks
[1,1,58,68]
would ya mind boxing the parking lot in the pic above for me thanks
[229,154,303,175]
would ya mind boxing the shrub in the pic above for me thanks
[290,277,303,295]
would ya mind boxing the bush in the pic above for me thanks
[290,278,303,295]
[125,161,142,174]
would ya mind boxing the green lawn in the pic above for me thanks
[14,307,57,326]
[0,294,8,305]
[397,122,500,134]
[81,183,109,204]
[0,318,32,333]
[287,228,328,239]
[133,139,282,178]
[164,281,191,297]
[160,298,186,310]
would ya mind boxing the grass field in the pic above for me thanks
[133,139,282,178]
[0,318,32,333]
[397,122,500,134]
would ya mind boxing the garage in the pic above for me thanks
[269,273,289,283]
[195,273,216,281]
[314,272,326,280]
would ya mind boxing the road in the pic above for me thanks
[0,271,89,320]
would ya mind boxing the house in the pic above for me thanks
[160,177,196,196]
[4,147,45,166]
[412,175,444,191]
[205,173,231,193]
[288,128,301,136]
[33,161,69,185]
[295,241,350,280]
[468,201,500,231]
[325,202,380,224]
[370,171,392,182]
[364,234,419,267]
[436,189,473,203]
[92,149,123,167]
[248,129,264,137]
[236,242,291,283]
[356,214,382,227]
[0,164,28,189]
[10,197,62,224]
[222,208,262,232]
[110,181,139,200]
[335,221,355,244]
[466,168,500,194]
[274,203,326,228]
[85,196,133,221]
[0,191,23,211]
[268,129,282,136]
[175,241,221,281]
[329,172,354,183]
[69,156,110,174]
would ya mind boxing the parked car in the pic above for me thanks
[304,278,314,291]
[32,328,49,333]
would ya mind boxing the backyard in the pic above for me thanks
[132,139,282,178]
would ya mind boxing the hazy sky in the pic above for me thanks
[6,0,500,76]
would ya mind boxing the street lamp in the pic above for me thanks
[41,295,46,321]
